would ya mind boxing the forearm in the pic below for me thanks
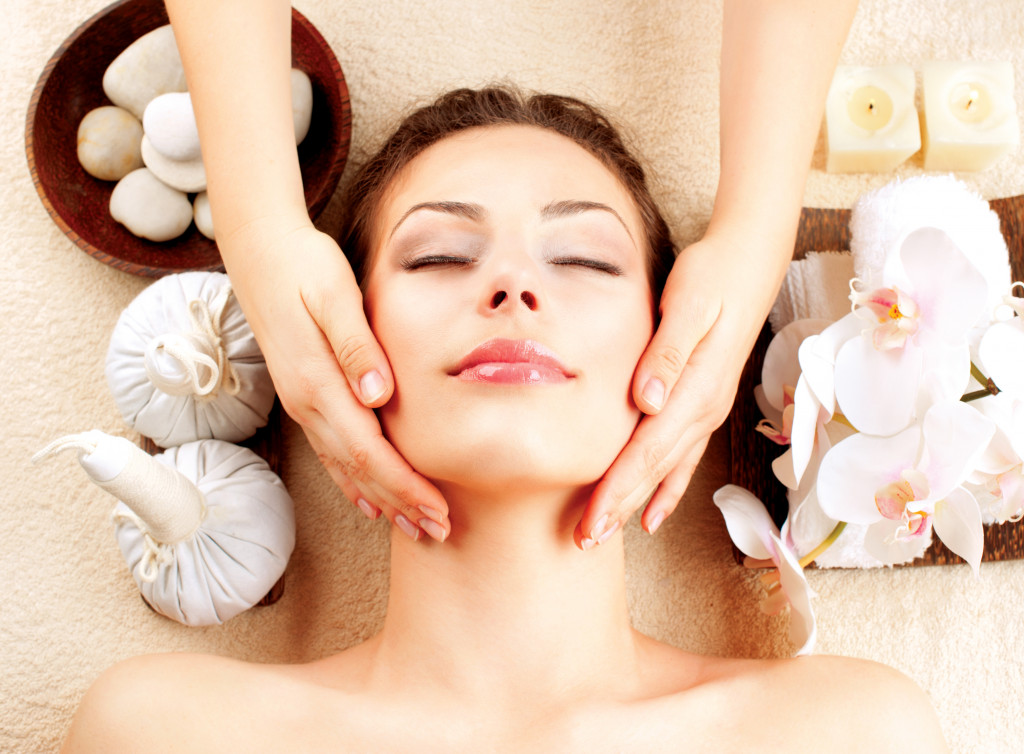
[708,0,857,276]
[164,0,308,262]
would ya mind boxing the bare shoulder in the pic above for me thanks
[730,654,950,753]
[62,653,298,754]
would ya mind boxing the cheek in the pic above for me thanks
[364,282,455,453]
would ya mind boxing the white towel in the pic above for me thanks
[769,251,855,333]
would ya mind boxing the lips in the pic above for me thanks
[450,338,574,384]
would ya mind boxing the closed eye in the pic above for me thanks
[549,256,623,275]
[401,254,476,271]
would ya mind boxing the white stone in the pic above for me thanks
[77,106,143,181]
[141,135,207,193]
[143,92,201,161]
[193,192,215,240]
[102,25,188,120]
[110,168,193,242]
[291,68,313,145]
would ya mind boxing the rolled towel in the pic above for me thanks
[850,175,1011,319]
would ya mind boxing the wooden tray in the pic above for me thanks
[728,196,1024,566]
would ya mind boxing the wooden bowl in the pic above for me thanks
[26,0,351,277]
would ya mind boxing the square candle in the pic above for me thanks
[825,64,920,173]
[921,60,1019,171]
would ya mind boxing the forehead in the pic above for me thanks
[374,125,645,240]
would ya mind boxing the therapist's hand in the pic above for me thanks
[574,233,786,549]
[224,221,450,542]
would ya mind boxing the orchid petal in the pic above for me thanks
[932,487,984,577]
[761,319,831,411]
[753,384,782,426]
[979,321,1024,401]
[822,417,857,447]
[772,449,798,491]
[915,342,971,416]
[816,427,922,524]
[769,531,817,656]
[834,335,923,435]
[799,313,863,415]
[896,228,989,342]
[712,485,777,560]
[1006,400,1024,461]
[919,402,996,501]
[785,485,840,560]
[789,376,822,485]
[995,469,1024,522]
[862,519,932,566]
[968,394,1019,475]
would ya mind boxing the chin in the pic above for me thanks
[382,401,640,494]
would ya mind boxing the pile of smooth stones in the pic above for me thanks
[77,25,313,243]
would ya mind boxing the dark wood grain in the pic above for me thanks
[26,0,351,278]
[729,199,1024,567]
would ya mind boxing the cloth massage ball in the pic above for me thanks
[34,430,295,626]
[106,271,275,447]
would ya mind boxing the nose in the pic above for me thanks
[489,289,537,311]
[481,251,542,315]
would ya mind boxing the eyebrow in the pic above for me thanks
[388,201,484,240]
[388,199,635,244]
[540,200,635,245]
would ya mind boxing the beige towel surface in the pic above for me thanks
[4,1,1024,751]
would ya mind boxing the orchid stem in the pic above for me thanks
[798,521,847,568]
[831,413,855,430]
[962,362,1001,403]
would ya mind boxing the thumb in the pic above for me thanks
[303,277,394,408]
[633,297,720,415]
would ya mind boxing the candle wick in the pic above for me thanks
[868,99,875,113]
[966,89,979,110]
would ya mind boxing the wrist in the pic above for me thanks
[217,208,316,262]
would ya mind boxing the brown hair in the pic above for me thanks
[339,86,676,295]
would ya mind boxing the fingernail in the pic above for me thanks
[359,369,387,403]
[596,521,620,546]
[642,377,666,412]
[581,537,596,551]
[395,514,422,541]
[356,498,380,520]
[418,517,447,542]
[418,504,445,525]
[647,511,666,535]
[589,514,610,542]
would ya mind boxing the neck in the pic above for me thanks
[365,484,641,707]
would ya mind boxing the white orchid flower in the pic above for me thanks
[816,401,995,574]
[755,319,831,486]
[834,227,988,436]
[965,393,1024,523]
[713,485,818,656]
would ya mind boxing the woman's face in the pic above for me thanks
[363,125,655,495]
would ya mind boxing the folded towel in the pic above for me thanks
[769,251,855,333]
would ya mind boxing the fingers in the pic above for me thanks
[577,322,739,550]
[574,406,697,549]
[301,269,395,409]
[640,439,708,534]
[309,421,450,543]
[633,295,721,415]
